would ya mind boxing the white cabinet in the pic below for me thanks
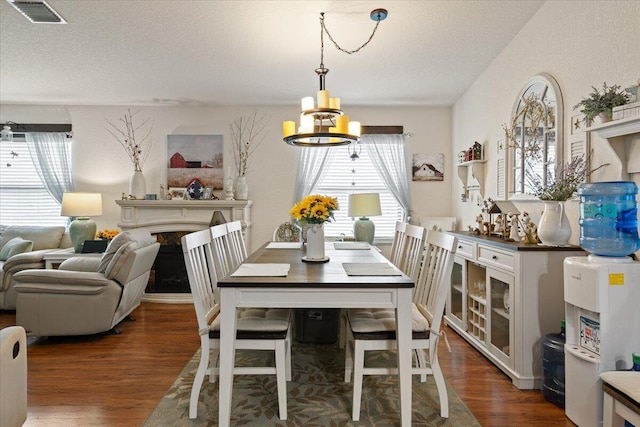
[446,232,583,389]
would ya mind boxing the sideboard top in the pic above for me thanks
[448,231,584,252]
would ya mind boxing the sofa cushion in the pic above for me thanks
[97,232,132,273]
[0,226,65,251]
[0,237,34,261]
[104,242,136,280]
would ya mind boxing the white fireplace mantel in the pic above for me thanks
[115,199,252,304]
[115,199,252,242]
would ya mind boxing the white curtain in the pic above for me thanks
[293,146,335,203]
[362,134,412,221]
[25,132,74,204]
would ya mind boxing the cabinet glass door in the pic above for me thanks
[488,268,514,367]
[447,256,465,329]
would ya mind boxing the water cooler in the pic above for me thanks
[564,256,640,427]
[564,181,640,427]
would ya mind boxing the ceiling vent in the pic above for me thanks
[6,0,66,24]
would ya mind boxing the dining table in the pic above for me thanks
[216,241,415,426]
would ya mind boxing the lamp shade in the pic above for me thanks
[61,192,103,217]
[348,193,381,218]
[61,193,103,253]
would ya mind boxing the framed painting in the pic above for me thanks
[412,153,444,181]
[167,135,224,190]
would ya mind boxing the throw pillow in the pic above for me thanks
[0,237,34,261]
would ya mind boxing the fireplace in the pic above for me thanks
[115,199,252,303]
[146,232,190,294]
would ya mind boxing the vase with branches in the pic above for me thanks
[106,109,154,199]
[105,109,154,172]
[230,109,269,177]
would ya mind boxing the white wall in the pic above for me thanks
[0,104,452,252]
[452,1,640,243]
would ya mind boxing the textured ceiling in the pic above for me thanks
[0,0,545,107]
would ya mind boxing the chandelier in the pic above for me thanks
[282,9,388,147]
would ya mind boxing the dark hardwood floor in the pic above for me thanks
[0,302,574,426]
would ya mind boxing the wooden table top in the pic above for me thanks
[218,242,415,288]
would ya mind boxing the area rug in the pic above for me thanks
[144,342,480,426]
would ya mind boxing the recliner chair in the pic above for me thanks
[13,228,160,337]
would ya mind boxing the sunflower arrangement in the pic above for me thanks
[290,194,338,225]
[96,229,120,240]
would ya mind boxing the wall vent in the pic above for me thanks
[6,0,66,24]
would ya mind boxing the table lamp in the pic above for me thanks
[348,193,381,244]
[61,192,103,252]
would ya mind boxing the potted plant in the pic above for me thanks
[574,82,630,124]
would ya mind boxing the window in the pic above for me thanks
[313,141,405,241]
[0,138,68,226]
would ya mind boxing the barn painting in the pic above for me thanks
[412,153,444,182]
[167,135,224,189]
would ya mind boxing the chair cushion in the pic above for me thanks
[0,237,34,261]
[210,308,291,340]
[347,303,431,340]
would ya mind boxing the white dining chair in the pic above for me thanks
[344,230,458,420]
[210,223,234,280]
[225,220,248,267]
[395,223,427,281]
[182,229,292,420]
[388,221,408,268]
[339,222,425,349]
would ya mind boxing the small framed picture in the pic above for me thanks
[168,187,187,200]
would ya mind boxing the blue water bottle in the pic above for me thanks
[578,181,640,257]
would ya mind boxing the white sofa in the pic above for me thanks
[0,225,72,310]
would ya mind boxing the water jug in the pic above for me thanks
[541,320,566,408]
[578,181,640,257]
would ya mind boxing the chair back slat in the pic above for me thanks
[226,221,248,268]
[396,224,427,281]
[388,221,407,268]
[210,223,233,281]
[414,230,458,330]
[182,229,219,333]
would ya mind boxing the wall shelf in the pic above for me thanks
[586,116,640,179]
[586,116,640,139]
[457,160,487,198]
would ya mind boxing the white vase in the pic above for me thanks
[305,224,326,261]
[537,201,571,246]
[129,170,146,199]
[235,175,248,200]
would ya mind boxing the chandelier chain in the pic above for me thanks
[319,12,382,61]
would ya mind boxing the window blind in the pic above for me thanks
[314,143,403,241]
[0,140,66,226]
